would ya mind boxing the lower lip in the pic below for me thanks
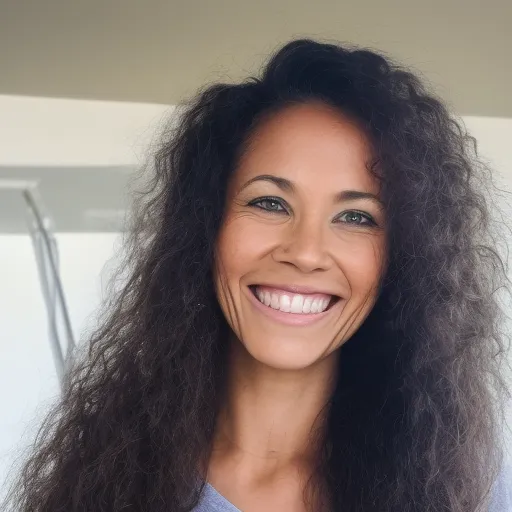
[246,287,340,326]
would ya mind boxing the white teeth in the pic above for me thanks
[253,287,333,315]
[280,295,291,312]
[290,295,304,313]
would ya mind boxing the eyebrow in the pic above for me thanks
[240,174,294,193]
[239,174,383,207]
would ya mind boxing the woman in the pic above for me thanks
[4,39,510,511]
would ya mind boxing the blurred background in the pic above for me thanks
[1,0,511,492]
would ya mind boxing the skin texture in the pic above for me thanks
[215,102,387,371]
[211,103,387,510]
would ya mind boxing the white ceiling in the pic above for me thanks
[0,0,511,116]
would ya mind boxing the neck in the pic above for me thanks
[214,338,338,465]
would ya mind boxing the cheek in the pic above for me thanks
[215,222,249,285]
[214,218,275,336]
[214,219,264,312]
[336,235,386,296]
[214,229,239,330]
[215,217,277,283]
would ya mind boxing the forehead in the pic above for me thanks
[233,102,378,194]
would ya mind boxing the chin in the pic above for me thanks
[238,334,337,371]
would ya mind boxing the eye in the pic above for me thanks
[248,197,288,214]
[335,210,376,226]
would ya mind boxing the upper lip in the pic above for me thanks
[250,283,341,297]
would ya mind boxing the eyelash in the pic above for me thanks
[247,196,377,227]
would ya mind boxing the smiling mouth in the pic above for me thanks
[249,285,340,315]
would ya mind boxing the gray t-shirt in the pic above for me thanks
[194,467,512,511]
[489,464,512,511]
[194,483,240,512]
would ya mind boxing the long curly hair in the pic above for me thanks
[4,39,510,512]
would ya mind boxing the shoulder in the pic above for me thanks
[489,463,512,512]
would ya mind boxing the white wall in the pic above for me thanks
[0,95,172,167]
[0,95,170,493]
[0,233,122,490]
[0,97,511,495]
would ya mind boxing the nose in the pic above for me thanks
[272,217,332,273]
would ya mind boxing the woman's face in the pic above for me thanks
[215,102,387,370]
